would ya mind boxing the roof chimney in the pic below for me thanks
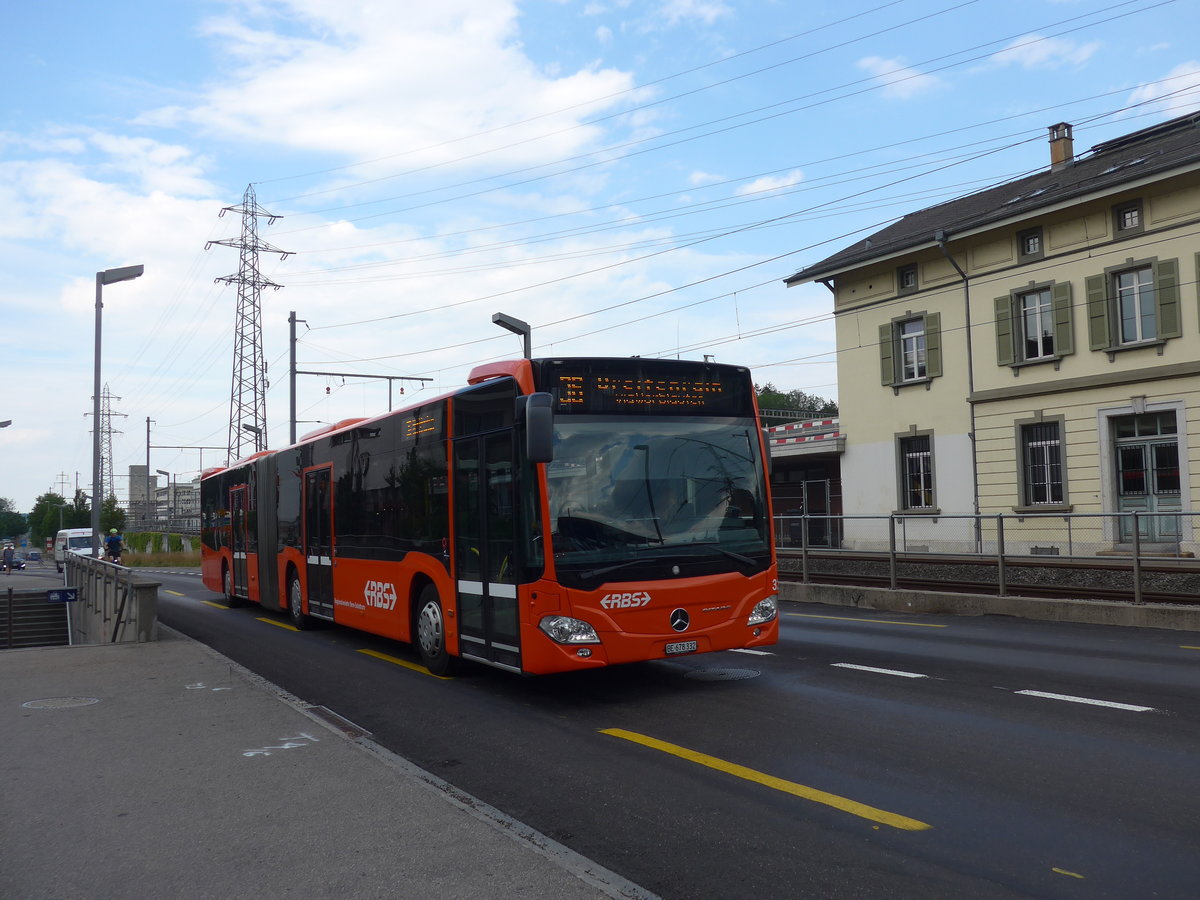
[1048,122,1074,170]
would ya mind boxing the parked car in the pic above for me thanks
[26,550,41,563]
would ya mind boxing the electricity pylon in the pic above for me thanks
[206,183,291,464]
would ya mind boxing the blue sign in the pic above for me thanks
[48,588,78,603]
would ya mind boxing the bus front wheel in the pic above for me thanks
[288,572,311,630]
[415,584,455,675]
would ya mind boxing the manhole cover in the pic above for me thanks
[22,697,101,710]
[684,667,760,682]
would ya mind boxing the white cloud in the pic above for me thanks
[989,34,1101,69]
[688,170,723,186]
[856,57,943,100]
[735,170,803,196]
[142,1,639,172]
[1128,62,1200,117]
[653,0,732,27]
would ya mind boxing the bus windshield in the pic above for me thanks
[545,416,769,588]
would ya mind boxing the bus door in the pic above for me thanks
[303,467,335,618]
[453,430,520,670]
[230,486,248,597]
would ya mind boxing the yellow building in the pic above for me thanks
[786,113,1200,555]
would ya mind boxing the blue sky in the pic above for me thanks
[2,0,1198,514]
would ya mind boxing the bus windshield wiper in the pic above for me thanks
[689,543,757,567]
[578,559,646,582]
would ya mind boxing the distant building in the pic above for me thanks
[127,466,158,528]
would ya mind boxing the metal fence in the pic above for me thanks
[774,511,1200,605]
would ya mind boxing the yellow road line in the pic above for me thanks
[201,600,229,610]
[1052,868,1084,879]
[358,648,453,680]
[600,728,931,832]
[1181,645,1200,651]
[165,590,186,597]
[788,612,948,629]
[257,617,299,632]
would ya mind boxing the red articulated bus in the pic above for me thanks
[201,356,778,675]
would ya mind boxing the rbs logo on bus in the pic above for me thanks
[600,591,652,609]
[364,580,398,610]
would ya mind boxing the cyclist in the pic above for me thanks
[104,528,124,564]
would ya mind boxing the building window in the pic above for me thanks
[1115,266,1156,344]
[1020,288,1054,359]
[994,282,1073,367]
[899,435,934,510]
[897,264,918,293]
[898,319,925,381]
[879,313,942,387]
[1017,226,1043,262]
[1085,258,1180,352]
[1021,422,1063,505]
[1114,200,1142,234]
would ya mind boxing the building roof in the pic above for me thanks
[787,111,1200,284]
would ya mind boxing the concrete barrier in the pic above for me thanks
[64,555,161,644]
[781,581,1200,632]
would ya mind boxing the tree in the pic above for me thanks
[101,494,126,535]
[0,497,27,542]
[27,491,89,544]
[755,382,838,419]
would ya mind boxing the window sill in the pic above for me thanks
[1008,355,1064,375]
[1105,338,1166,361]
[891,376,933,394]
[892,508,941,517]
[1011,504,1073,515]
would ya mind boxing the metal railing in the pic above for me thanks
[774,511,1198,605]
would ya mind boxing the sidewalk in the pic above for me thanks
[1,624,654,899]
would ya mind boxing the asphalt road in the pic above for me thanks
[153,570,1200,900]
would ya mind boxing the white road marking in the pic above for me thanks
[832,663,927,679]
[729,648,774,656]
[1015,690,1156,713]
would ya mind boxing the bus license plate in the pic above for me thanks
[665,640,698,655]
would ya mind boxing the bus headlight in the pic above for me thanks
[539,615,601,645]
[747,595,778,626]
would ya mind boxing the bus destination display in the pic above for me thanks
[538,360,751,417]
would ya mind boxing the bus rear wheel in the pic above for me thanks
[288,573,311,630]
[415,584,455,675]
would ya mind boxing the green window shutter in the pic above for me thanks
[1051,281,1074,356]
[879,323,895,386]
[1085,274,1110,350]
[994,296,1014,366]
[1196,252,1200,332]
[924,312,942,378]
[1154,257,1181,339]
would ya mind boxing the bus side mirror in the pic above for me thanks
[525,393,554,463]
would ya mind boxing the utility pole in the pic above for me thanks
[207,184,290,464]
[288,309,430,444]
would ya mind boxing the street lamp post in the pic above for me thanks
[492,312,531,359]
[92,265,144,557]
